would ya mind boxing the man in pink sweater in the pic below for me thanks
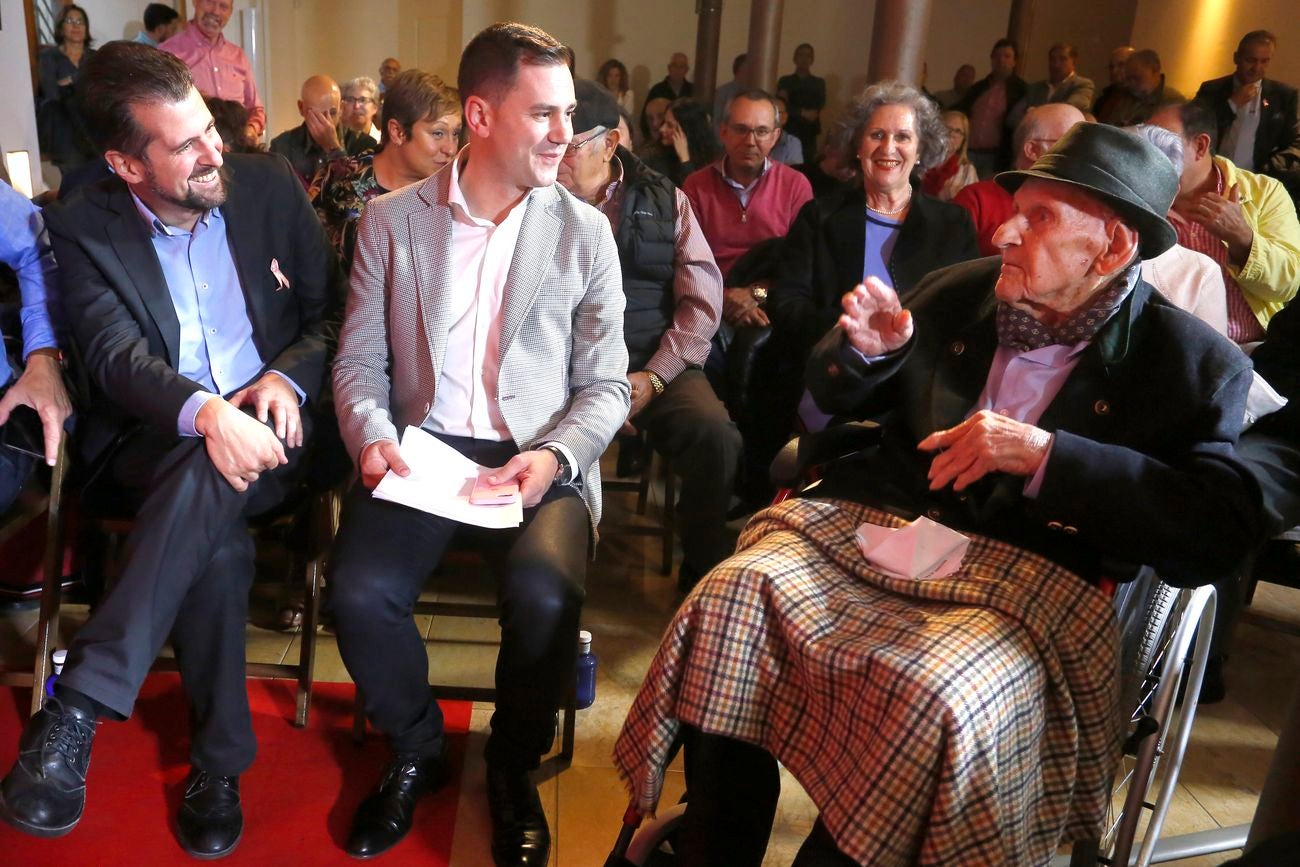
[682,90,813,329]
[160,0,265,141]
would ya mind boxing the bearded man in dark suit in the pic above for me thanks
[0,42,338,859]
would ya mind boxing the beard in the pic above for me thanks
[146,162,229,215]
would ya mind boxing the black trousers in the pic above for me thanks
[635,369,743,574]
[327,436,589,769]
[677,727,857,867]
[60,415,310,776]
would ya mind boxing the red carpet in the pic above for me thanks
[0,675,472,865]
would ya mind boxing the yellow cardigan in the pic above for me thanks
[1217,155,1300,328]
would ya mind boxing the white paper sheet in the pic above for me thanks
[855,516,970,580]
[371,426,523,528]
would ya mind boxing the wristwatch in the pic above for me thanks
[541,445,572,485]
[749,283,768,305]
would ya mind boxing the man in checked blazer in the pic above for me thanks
[328,23,629,865]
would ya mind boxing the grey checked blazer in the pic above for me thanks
[333,165,630,529]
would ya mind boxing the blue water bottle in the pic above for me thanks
[44,649,67,698]
[575,630,597,709]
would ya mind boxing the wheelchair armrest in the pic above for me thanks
[769,421,883,489]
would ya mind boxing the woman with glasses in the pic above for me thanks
[313,70,461,278]
[641,98,720,187]
[923,110,981,202]
[341,77,382,142]
[37,4,97,174]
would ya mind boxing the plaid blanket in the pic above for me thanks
[613,498,1122,866]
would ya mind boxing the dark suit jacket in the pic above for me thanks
[770,184,979,362]
[1195,76,1300,195]
[805,257,1260,586]
[43,153,340,464]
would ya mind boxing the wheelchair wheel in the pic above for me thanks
[617,802,687,866]
[1091,584,1216,867]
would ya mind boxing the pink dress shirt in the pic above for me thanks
[160,22,266,136]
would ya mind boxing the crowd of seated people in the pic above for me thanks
[2,7,1300,866]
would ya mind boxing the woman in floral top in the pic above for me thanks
[314,69,462,276]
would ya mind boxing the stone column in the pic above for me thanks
[866,0,933,86]
[744,0,784,93]
[693,0,724,105]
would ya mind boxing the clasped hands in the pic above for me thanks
[359,440,559,508]
[839,279,1051,491]
[195,372,302,492]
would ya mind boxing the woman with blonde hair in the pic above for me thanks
[922,110,980,201]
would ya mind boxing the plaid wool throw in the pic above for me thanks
[613,498,1123,865]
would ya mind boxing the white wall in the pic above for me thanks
[0,0,45,193]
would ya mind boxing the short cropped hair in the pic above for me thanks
[457,22,572,105]
[992,38,1019,59]
[1130,49,1162,72]
[842,80,949,173]
[1237,30,1277,54]
[381,69,461,146]
[725,89,779,126]
[143,3,179,32]
[342,76,380,103]
[78,41,194,157]
[1160,98,1219,153]
[1128,124,1185,175]
[1050,42,1078,60]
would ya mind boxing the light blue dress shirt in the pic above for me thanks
[0,181,61,389]
[130,193,301,435]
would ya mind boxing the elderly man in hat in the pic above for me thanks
[612,124,1261,866]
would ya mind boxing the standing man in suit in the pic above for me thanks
[1008,42,1095,127]
[1196,30,1300,201]
[0,43,337,857]
[328,22,628,865]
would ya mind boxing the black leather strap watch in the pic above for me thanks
[540,445,572,485]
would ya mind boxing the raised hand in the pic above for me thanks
[838,277,913,356]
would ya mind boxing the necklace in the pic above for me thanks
[867,194,911,216]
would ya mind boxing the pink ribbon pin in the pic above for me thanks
[269,258,290,291]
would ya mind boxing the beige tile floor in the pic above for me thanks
[2,475,1298,866]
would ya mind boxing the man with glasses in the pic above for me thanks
[269,74,377,190]
[682,90,812,328]
[558,80,739,593]
[954,102,1086,255]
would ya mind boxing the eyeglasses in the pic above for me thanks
[726,123,775,141]
[342,96,375,106]
[566,127,608,155]
[64,17,87,26]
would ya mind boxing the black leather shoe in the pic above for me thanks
[0,698,96,838]
[346,753,449,859]
[176,769,243,859]
[486,763,550,866]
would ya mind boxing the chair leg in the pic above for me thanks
[660,458,675,576]
[295,556,321,728]
[560,686,576,762]
[30,436,70,718]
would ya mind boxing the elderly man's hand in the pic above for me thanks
[918,410,1052,491]
[838,278,913,357]
[1186,184,1254,266]
[304,107,342,153]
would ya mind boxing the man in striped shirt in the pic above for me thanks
[559,80,739,591]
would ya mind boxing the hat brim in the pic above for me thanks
[997,168,1178,259]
